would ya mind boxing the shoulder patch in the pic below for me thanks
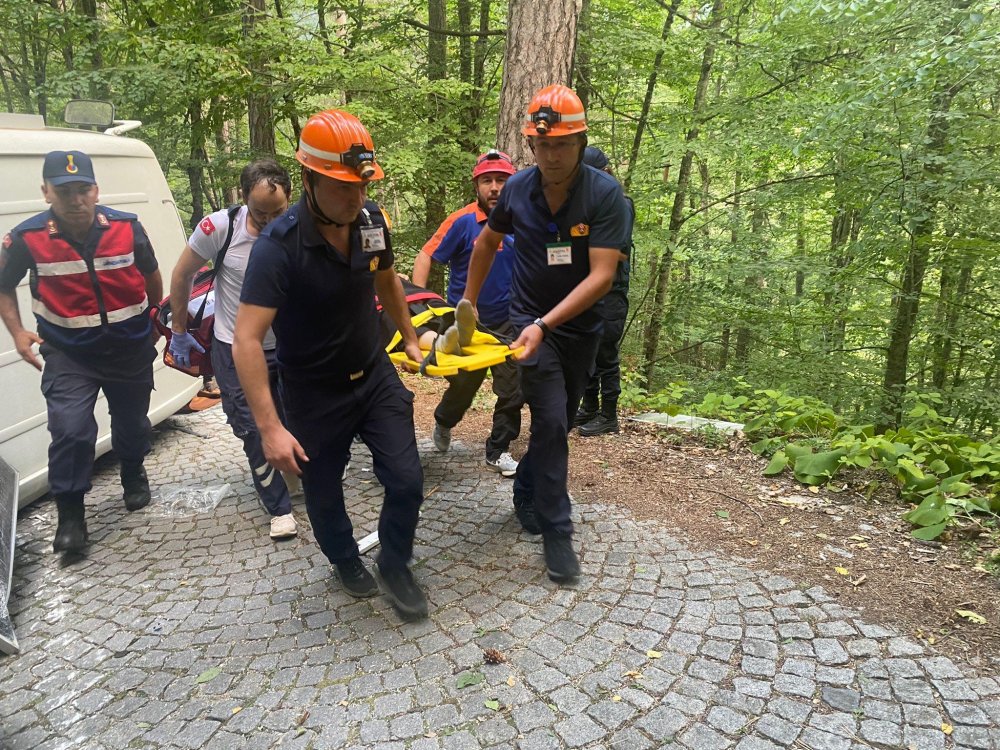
[379,207,392,231]
[96,213,110,227]
[199,216,216,235]
[47,219,58,236]
[2,233,11,250]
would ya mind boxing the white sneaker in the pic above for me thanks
[269,513,297,539]
[485,452,518,478]
[433,424,451,452]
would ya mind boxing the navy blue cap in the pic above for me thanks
[583,146,609,170]
[43,150,96,186]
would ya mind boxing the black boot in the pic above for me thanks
[579,406,620,437]
[53,493,88,554]
[574,401,598,427]
[121,462,151,511]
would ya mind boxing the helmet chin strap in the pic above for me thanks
[304,170,345,227]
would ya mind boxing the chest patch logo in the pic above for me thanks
[369,256,380,272]
[96,213,109,227]
[47,220,58,236]
[200,217,216,235]
[570,223,590,237]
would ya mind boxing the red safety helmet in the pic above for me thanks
[472,150,516,180]
[521,85,588,137]
[296,109,384,182]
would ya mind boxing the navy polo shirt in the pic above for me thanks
[488,164,629,336]
[240,197,395,384]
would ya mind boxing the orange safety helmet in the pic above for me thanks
[472,149,516,180]
[521,85,588,137]
[296,109,384,182]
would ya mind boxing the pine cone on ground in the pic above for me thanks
[483,648,507,665]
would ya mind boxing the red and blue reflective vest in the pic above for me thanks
[2,207,156,354]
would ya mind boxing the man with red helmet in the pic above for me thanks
[463,85,631,584]
[233,110,428,620]
[412,150,523,477]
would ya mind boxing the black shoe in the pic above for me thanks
[377,563,429,620]
[121,463,151,511]
[578,413,620,437]
[53,494,88,554]
[513,494,541,535]
[335,557,379,598]
[574,407,597,427]
[543,531,580,583]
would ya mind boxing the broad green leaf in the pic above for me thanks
[911,522,947,540]
[764,450,788,475]
[484,699,500,710]
[456,672,484,689]
[195,667,221,684]
[793,449,846,482]
[715,510,730,519]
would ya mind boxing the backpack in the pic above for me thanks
[151,205,241,378]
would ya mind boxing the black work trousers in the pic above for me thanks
[280,355,423,570]
[583,294,628,414]
[513,331,600,535]
[434,321,522,460]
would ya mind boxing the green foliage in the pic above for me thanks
[633,380,1000,540]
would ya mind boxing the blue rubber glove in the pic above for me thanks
[168,331,205,368]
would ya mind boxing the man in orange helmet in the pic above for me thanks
[233,110,429,620]
[413,150,522,477]
[463,85,631,584]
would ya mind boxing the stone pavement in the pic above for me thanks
[3,407,1000,750]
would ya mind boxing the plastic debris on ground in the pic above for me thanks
[146,484,230,517]
[631,412,745,434]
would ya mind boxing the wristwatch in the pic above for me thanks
[532,317,551,338]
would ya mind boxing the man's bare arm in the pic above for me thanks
[411,251,433,288]
[0,289,42,370]
[375,269,422,367]
[233,302,309,473]
[169,246,208,332]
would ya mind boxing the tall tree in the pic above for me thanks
[495,0,583,165]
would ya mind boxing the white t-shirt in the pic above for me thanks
[187,206,276,349]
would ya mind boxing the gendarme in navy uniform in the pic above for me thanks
[233,109,429,620]
[0,150,162,555]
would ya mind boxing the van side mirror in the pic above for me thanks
[63,100,115,129]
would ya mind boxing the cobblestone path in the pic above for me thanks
[2,408,999,749]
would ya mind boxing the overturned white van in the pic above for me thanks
[0,106,200,509]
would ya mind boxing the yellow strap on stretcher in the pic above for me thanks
[386,306,522,377]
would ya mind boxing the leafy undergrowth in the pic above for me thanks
[623,378,1000,551]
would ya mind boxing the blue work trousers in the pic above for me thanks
[513,332,600,535]
[40,344,153,496]
[211,338,292,516]
[280,355,423,570]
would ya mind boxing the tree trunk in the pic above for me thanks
[423,0,448,295]
[244,0,276,156]
[187,101,207,230]
[932,253,973,391]
[495,0,583,166]
[878,84,959,430]
[624,0,680,192]
[641,0,724,386]
[573,0,592,111]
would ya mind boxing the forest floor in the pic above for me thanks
[405,373,1000,674]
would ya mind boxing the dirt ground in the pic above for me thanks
[403,373,1000,674]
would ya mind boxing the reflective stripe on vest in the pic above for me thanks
[20,218,148,330]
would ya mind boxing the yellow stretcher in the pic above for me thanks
[385,305,523,377]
